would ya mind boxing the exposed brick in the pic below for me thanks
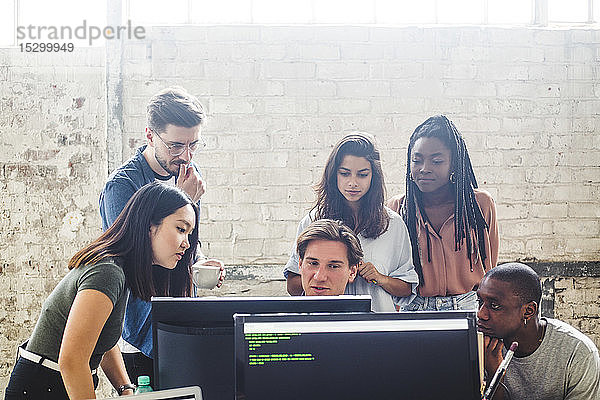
[231,80,284,96]
[476,63,529,81]
[373,63,423,80]
[234,151,288,169]
[258,168,313,186]
[337,81,391,97]
[317,62,370,80]
[369,27,424,43]
[501,221,545,238]
[235,221,288,240]
[525,238,567,258]
[201,187,233,204]
[259,26,316,42]
[232,44,287,61]
[318,99,371,114]
[233,187,288,204]
[554,185,598,201]
[311,26,369,42]
[197,222,233,240]
[371,98,426,114]
[284,80,336,97]
[568,202,600,218]
[444,81,496,98]
[232,240,264,260]
[565,239,600,255]
[218,133,270,150]
[287,44,340,60]
[260,204,307,222]
[392,80,444,98]
[340,43,388,60]
[496,202,529,220]
[261,62,315,79]
[210,98,256,114]
[205,62,258,80]
[397,43,438,61]
[500,239,526,254]
[531,203,569,218]
[263,98,318,115]
[206,26,260,42]
[263,240,295,258]
[184,80,230,96]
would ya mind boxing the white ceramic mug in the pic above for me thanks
[192,264,222,289]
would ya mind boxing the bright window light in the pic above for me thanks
[0,0,15,45]
[488,0,532,24]
[314,0,374,24]
[375,0,436,24]
[7,0,598,40]
[253,0,312,24]
[438,0,484,24]
[20,0,105,28]
[191,0,252,24]
[18,0,106,45]
[130,0,187,24]
[548,0,588,22]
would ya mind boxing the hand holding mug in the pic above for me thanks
[192,258,225,289]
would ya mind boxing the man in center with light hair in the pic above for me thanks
[296,219,363,296]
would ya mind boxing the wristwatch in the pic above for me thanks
[118,383,136,395]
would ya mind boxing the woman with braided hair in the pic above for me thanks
[388,115,498,311]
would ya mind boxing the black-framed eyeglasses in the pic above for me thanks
[151,129,206,157]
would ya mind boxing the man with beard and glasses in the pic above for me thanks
[476,263,599,400]
[99,87,224,388]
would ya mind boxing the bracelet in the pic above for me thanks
[118,383,136,395]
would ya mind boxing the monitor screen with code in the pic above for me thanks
[234,311,481,400]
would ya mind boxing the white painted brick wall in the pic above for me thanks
[0,48,108,394]
[124,25,600,266]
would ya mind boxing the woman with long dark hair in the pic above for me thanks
[388,115,498,311]
[285,133,418,312]
[5,182,199,399]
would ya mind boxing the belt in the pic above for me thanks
[18,347,97,375]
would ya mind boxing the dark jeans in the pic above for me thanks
[122,351,154,388]
[4,357,98,400]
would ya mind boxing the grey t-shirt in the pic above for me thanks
[26,258,127,370]
[503,318,600,400]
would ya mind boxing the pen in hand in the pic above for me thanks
[483,341,518,400]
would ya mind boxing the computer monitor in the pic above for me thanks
[234,311,482,400]
[152,295,371,400]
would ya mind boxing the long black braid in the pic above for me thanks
[400,115,489,285]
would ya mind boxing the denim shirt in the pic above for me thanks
[99,145,202,358]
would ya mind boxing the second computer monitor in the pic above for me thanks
[234,311,481,400]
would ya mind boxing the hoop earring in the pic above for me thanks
[524,318,527,326]
[449,172,456,184]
